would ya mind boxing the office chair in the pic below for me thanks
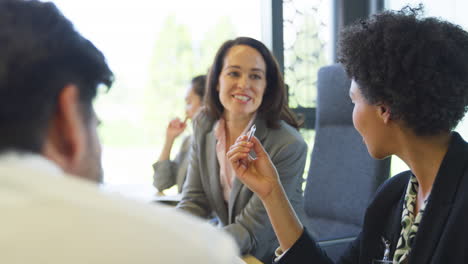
[302,64,391,261]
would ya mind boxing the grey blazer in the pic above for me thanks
[177,113,307,262]
[152,135,191,193]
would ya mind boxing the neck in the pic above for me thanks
[222,113,254,147]
[396,131,451,199]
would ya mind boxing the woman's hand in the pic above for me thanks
[228,136,305,252]
[166,117,187,141]
[158,117,187,162]
[226,135,281,200]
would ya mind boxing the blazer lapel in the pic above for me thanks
[228,178,243,223]
[254,118,268,143]
[205,130,228,223]
[361,173,408,263]
[409,133,468,263]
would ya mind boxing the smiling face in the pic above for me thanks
[217,44,267,121]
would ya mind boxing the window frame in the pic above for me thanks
[270,0,384,129]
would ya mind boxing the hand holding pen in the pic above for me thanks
[240,125,256,166]
[247,124,256,142]
[226,124,281,200]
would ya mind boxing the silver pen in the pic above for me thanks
[239,125,256,167]
[247,124,256,141]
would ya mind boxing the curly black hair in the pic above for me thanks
[339,5,468,136]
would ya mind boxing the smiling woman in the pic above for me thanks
[176,37,307,262]
[218,45,267,121]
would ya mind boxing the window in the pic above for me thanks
[51,0,264,189]
[281,0,333,186]
[283,0,333,111]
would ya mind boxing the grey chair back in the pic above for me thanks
[303,64,390,261]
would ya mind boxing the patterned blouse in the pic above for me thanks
[393,174,430,263]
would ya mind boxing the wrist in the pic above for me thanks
[164,136,176,144]
[262,181,286,205]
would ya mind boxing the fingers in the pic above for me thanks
[228,136,252,150]
[227,133,271,168]
[168,118,187,129]
[227,138,252,169]
[226,146,249,177]
[233,134,249,144]
[170,117,182,123]
[227,151,249,166]
[249,136,269,159]
[230,135,267,157]
[226,143,250,161]
[228,134,269,160]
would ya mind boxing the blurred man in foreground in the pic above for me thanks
[0,1,238,263]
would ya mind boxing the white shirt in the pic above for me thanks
[0,152,240,264]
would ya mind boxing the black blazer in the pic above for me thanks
[278,132,468,264]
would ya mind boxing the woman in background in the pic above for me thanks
[176,37,307,262]
[153,75,206,193]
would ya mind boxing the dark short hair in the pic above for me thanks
[0,0,113,153]
[204,37,300,129]
[191,75,206,99]
[339,5,468,135]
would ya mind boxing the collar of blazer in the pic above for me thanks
[409,132,468,263]
[361,132,468,264]
[251,117,268,143]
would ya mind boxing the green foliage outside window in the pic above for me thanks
[97,15,237,149]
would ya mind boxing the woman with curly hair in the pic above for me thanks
[227,6,468,264]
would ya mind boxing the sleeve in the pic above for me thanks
[274,228,361,264]
[224,137,309,255]
[152,159,176,192]
[275,228,332,264]
[175,133,212,219]
[336,234,361,264]
[152,135,191,192]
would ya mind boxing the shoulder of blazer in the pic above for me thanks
[254,120,307,165]
[367,171,410,213]
[192,112,216,139]
[260,119,306,146]
[367,132,468,211]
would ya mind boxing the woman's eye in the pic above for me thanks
[227,71,240,77]
[250,74,262,80]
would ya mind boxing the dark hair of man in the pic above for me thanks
[191,75,207,99]
[204,37,300,129]
[0,0,113,153]
[339,5,468,135]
